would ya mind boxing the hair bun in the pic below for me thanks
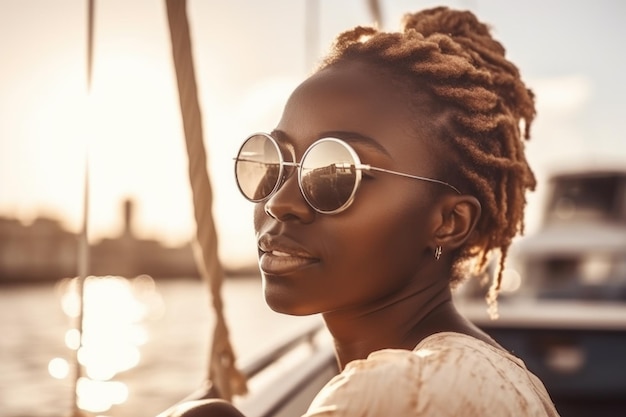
[402,6,504,54]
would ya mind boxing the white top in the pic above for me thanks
[303,332,560,416]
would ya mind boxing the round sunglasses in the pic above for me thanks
[234,133,461,214]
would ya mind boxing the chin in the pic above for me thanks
[263,286,319,317]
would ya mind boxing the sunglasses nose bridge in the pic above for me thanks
[263,162,316,222]
[281,161,299,182]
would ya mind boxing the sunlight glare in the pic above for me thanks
[499,269,522,293]
[130,323,149,346]
[48,357,70,379]
[65,328,81,350]
[581,255,612,284]
[53,275,163,413]
[61,287,81,318]
[76,377,129,413]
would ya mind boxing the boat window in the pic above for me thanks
[547,175,620,222]
[523,254,626,301]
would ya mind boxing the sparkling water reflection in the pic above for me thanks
[0,275,319,417]
[53,275,163,413]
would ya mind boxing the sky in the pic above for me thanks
[1,0,625,268]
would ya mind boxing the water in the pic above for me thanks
[0,276,321,417]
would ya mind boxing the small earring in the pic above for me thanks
[434,246,442,261]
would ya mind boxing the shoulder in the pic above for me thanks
[304,332,559,417]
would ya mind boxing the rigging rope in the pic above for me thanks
[164,0,247,401]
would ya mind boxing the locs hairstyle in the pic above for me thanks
[317,7,536,316]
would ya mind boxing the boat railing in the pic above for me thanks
[238,320,328,379]
[156,319,337,417]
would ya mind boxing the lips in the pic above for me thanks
[257,235,319,275]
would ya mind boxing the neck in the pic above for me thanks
[322,276,457,370]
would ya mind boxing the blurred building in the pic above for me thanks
[0,216,77,282]
[0,200,200,283]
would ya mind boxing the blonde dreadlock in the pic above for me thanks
[319,7,536,317]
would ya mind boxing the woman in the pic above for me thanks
[186,6,559,416]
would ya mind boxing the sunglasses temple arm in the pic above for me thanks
[364,165,462,195]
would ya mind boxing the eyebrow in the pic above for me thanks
[270,129,391,156]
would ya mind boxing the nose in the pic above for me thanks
[263,174,315,223]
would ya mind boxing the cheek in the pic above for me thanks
[325,193,436,303]
[250,183,437,315]
[345,203,428,268]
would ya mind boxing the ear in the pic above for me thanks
[432,195,481,252]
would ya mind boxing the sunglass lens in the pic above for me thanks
[300,140,359,213]
[235,134,281,201]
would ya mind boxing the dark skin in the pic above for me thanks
[256,60,501,369]
[170,60,501,417]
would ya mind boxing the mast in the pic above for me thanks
[305,0,319,71]
[366,0,383,27]
[69,1,94,416]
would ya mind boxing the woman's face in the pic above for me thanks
[254,61,446,316]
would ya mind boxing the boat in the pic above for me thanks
[456,164,626,416]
